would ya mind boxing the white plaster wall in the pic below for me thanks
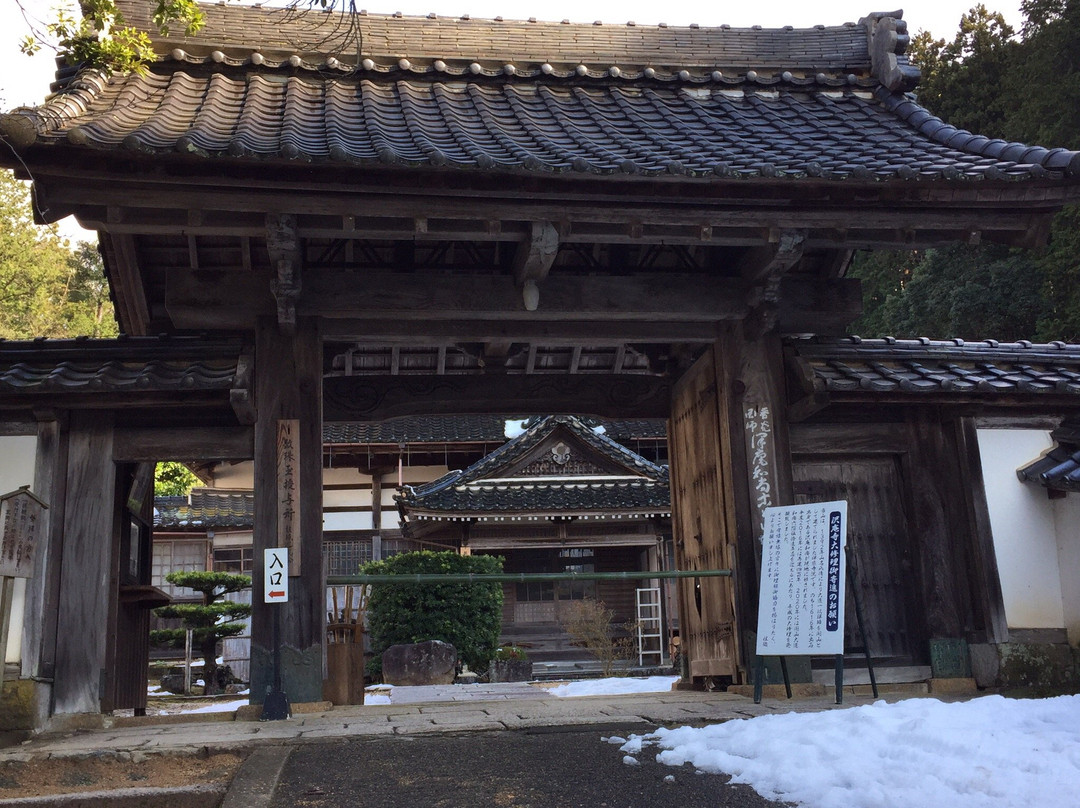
[323,511,373,531]
[0,435,37,664]
[1053,494,1080,644]
[209,461,254,489]
[323,467,363,486]
[977,429,1064,629]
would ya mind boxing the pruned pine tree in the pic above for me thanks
[152,571,251,695]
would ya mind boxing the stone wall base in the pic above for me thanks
[970,639,1080,692]
[0,679,52,732]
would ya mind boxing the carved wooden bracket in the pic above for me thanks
[230,349,257,425]
[512,221,560,311]
[266,213,301,334]
[742,230,806,340]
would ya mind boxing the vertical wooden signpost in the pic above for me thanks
[262,547,290,720]
[0,487,48,712]
[754,500,850,703]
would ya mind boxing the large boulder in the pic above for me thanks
[381,640,457,686]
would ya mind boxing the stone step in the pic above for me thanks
[811,665,932,686]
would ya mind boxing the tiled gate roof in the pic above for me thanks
[4,3,1077,181]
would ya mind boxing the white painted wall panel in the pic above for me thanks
[322,511,373,531]
[1054,495,1080,643]
[977,429,1064,629]
[323,488,368,508]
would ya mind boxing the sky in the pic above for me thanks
[0,0,1027,108]
[0,0,1026,240]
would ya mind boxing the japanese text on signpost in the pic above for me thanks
[755,500,847,656]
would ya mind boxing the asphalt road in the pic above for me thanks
[269,724,793,808]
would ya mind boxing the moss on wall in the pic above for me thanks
[997,643,1080,695]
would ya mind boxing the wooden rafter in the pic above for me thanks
[99,233,151,336]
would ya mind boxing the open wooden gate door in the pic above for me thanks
[668,343,740,680]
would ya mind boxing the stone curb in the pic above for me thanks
[0,784,225,808]
[219,747,294,808]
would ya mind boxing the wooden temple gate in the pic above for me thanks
[1,2,1078,721]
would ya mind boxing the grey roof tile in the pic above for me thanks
[788,337,1080,397]
[26,73,1075,179]
[0,337,243,395]
[155,488,254,528]
[5,4,1073,180]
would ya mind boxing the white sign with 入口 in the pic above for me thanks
[755,500,847,656]
[264,548,289,603]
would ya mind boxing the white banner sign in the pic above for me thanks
[264,548,289,603]
[755,500,847,656]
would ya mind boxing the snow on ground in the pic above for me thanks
[616,694,1080,808]
[548,676,679,698]
[180,699,250,714]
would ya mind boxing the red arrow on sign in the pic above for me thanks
[269,591,285,598]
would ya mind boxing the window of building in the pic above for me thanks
[212,546,254,574]
[152,540,207,597]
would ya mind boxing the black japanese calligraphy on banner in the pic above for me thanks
[277,419,301,577]
[0,487,47,579]
[743,404,776,540]
[755,500,847,656]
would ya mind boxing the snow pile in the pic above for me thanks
[548,675,678,698]
[365,685,393,705]
[182,699,249,714]
[619,695,1080,808]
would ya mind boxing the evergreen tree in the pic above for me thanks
[849,2,1080,341]
[152,571,251,696]
[0,171,117,339]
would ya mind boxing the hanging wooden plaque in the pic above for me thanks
[277,419,301,576]
[0,486,48,579]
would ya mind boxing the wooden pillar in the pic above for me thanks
[251,316,324,705]
[22,415,66,678]
[370,471,382,530]
[730,330,795,667]
[17,414,69,726]
[52,412,115,715]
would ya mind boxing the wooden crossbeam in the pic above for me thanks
[323,372,672,420]
[165,268,860,337]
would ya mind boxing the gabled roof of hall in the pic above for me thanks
[2,2,1077,182]
[396,414,670,517]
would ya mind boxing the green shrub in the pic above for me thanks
[362,551,503,673]
[494,645,529,661]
